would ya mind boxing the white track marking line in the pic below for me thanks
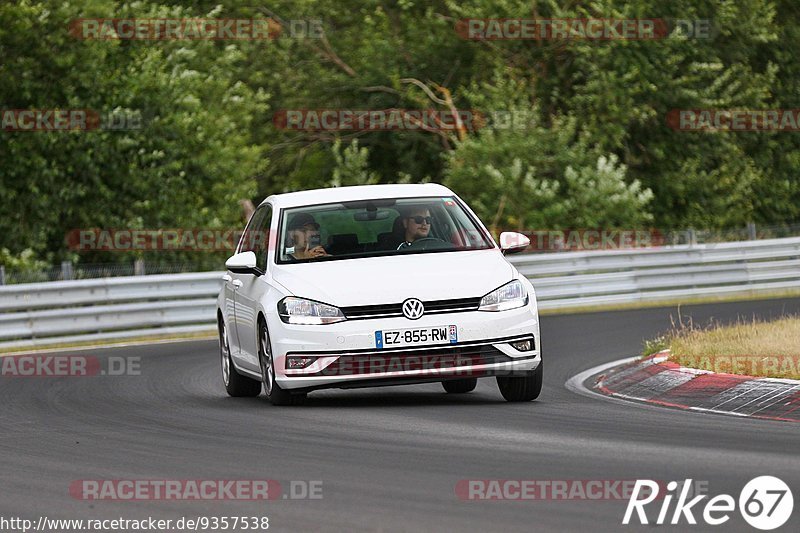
[748,385,800,415]
[710,382,772,410]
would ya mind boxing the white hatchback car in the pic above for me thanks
[217,183,541,405]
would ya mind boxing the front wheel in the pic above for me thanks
[496,362,542,402]
[219,320,261,397]
[258,321,307,406]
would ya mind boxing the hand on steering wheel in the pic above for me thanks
[397,237,447,251]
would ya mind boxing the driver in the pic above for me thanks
[286,213,329,260]
[397,207,433,250]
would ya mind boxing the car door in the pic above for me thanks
[233,203,273,371]
[227,205,268,369]
[221,270,241,357]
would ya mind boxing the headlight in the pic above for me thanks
[278,297,346,325]
[478,280,528,312]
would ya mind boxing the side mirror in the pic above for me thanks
[225,251,259,274]
[499,232,530,255]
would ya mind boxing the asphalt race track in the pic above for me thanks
[2,298,799,532]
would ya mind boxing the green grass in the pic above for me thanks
[641,316,800,380]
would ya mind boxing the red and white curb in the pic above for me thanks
[566,352,800,422]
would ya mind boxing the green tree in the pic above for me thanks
[0,0,267,266]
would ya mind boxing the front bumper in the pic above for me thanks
[269,304,540,391]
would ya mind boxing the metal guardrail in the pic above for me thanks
[2,237,800,349]
[510,237,800,309]
[0,273,222,349]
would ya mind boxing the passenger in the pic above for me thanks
[286,213,329,260]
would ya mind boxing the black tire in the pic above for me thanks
[496,362,542,402]
[219,319,261,397]
[442,378,478,394]
[258,320,307,406]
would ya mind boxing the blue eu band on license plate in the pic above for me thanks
[375,325,457,349]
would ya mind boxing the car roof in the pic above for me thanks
[262,183,455,209]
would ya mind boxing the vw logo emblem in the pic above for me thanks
[402,298,425,320]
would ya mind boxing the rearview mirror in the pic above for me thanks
[353,209,390,221]
[225,251,259,274]
[499,232,530,255]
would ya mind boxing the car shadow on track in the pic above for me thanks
[200,390,532,409]
[300,391,507,408]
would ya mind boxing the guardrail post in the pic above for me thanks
[687,228,697,247]
[747,222,757,240]
[0,265,5,285]
[134,259,145,276]
[61,261,73,280]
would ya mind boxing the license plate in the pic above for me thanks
[375,325,457,349]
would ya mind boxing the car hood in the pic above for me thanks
[270,250,515,306]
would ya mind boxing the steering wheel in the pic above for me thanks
[402,237,451,251]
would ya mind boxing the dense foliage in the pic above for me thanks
[2,0,798,265]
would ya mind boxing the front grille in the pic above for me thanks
[341,297,481,320]
[340,303,402,319]
[300,343,511,377]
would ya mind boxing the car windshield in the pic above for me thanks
[277,196,494,263]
